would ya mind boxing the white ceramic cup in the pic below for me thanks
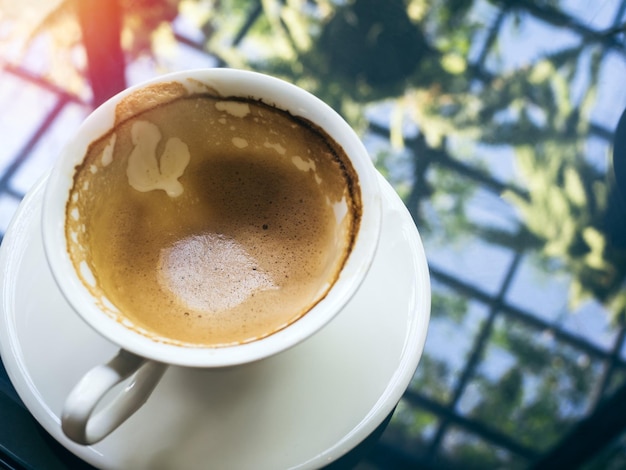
[42,69,382,445]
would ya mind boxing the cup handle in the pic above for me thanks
[61,349,167,445]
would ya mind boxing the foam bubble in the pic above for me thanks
[291,155,316,172]
[232,137,248,149]
[126,120,190,197]
[215,101,250,118]
[101,296,119,312]
[101,134,116,166]
[79,261,96,287]
[333,196,349,224]
[264,141,286,155]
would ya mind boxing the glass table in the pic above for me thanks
[1,0,626,468]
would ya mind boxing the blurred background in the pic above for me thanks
[1,0,626,469]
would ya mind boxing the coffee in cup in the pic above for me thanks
[65,81,361,348]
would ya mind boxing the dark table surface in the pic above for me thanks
[1,1,626,469]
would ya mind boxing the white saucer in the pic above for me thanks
[0,174,430,470]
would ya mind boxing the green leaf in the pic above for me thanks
[563,166,587,207]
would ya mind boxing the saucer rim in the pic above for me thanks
[0,172,430,469]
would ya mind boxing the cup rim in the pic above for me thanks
[42,68,382,367]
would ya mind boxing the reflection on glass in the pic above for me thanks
[1,0,626,468]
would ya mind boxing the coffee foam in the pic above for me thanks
[126,120,190,197]
[157,233,277,312]
[66,83,361,347]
